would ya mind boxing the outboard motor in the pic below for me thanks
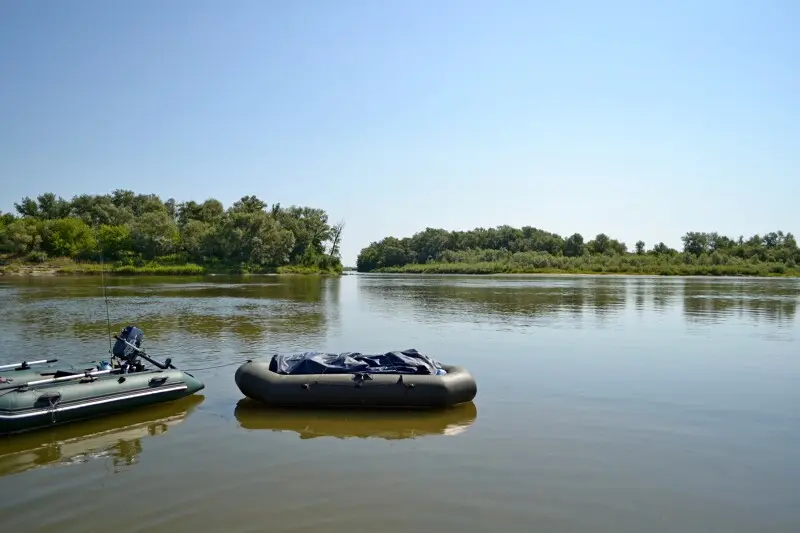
[112,326,146,373]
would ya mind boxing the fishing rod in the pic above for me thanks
[99,239,113,358]
[0,359,59,371]
[97,240,174,372]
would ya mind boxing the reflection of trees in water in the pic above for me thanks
[8,275,329,303]
[629,278,683,313]
[14,308,328,347]
[3,277,343,348]
[652,281,681,312]
[8,434,147,475]
[633,280,646,311]
[361,278,627,323]
[361,276,799,328]
[110,437,144,472]
[681,279,799,326]
[323,277,342,331]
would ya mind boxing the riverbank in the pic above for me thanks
[371,260,800,277]
[0,258,342,276]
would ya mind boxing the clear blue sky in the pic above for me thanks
[1,0,798,265]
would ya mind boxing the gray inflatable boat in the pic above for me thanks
[234,349,477,409]
[0,326,205,436]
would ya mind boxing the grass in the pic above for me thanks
[0,255,342,276]
[59,262,208,275]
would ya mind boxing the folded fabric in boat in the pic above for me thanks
[268,349,444,375]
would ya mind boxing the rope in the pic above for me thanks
[181,359,257,372]
[48,395,60,425]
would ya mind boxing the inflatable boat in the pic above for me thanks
[0,326,205,436]
[234,349,477,409]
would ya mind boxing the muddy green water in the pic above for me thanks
[0,274,798,533]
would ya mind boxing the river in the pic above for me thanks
[0,273,798,533]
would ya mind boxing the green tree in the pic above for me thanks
[5,190,344,272]
[131,211,180,259]
[651,242,673,255]
[70,194,134,227]
[41,218,96,257]
[355,224,800,276]
[34,193,72,220]
[328,220,345,258]
[180,219,216,263]
[230,195,267,214]
[273,205,332,262]
[14,197,40,218]
[1,218,42,254]
[563,233,586,257]
[682,232,709,256]
[97,225,132,260]
[218,210,295,267]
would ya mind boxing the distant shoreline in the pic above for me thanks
[356,227,800,279]
[362,262,800,278]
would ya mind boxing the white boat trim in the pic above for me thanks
[0,384,189,420]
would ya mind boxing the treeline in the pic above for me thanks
[0,191,344,273]
[356,226,800,276]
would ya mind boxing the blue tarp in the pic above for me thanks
[269,349,446,375]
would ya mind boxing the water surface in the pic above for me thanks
[0,273,798,533]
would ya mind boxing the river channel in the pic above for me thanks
[0,273,798,533]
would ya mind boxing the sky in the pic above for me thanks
[1,0,798,266]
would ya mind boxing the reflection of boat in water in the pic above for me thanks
[0,395,204,478]
[233,398,477,440]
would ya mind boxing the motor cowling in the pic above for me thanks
[112,326,145,366]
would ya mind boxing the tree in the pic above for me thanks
[273,205,331,262]
[328,220,345,258]
[230,195,267,214]
[180,220,215,263]
[41,218,96,258]
[652,242,672,255]
[70,194,134,227]
[682,232,709,256]
[1,218,42,254]
[14,197,39,218]
[97,225,132,260]
[355,224,800,273]
[587,233,626,255]
[218,210,294,266]
[131,211,180,259]
[563,233,586,257]
[2,190,343,272]
[35,193,72,220]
